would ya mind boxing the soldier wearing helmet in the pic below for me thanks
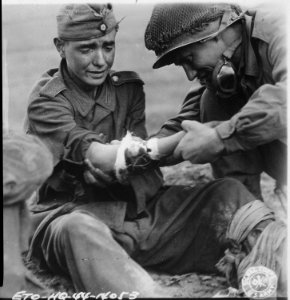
[145,3,287,201]
[24,3,256,297]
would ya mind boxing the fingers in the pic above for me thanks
[83,159,115,187]
[172,141,184,160]
[84,158,96,173]
[83,170,106,188]
[204,121,223,128]
[181,120,203,132]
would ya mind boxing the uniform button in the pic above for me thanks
[112,75,118,82]
[100,23,107,32]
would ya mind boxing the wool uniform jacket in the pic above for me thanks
[26,60,163,226]
[159,9,287,186]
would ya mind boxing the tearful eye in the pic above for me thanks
[80,48,91,54]
[105,46,114,52]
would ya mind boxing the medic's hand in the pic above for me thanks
[83,158,117,188]
[173,120,225,164]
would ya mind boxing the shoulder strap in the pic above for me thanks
[109,71,144,86]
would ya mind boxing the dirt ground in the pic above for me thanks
[25,162,283,298]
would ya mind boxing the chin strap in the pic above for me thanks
[223,36,243,60]
[199,9,245,44]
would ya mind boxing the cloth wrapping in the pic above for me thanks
[114,131,159,184]
[216,200,275,287]
[237,221,287,296]
[226,200,275,243]
[217,200,287,296]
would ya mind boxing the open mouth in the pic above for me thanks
[197,68,213,84]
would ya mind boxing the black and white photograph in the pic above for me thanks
[2,0,288,298]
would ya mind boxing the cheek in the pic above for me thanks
[104,49,115,68]
[195,44,220,67]
[67,52,90,71]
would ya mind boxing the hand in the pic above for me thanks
[83,158,116,188]
[86,142,119,173]
[204,120,223,128]
[173,121,224,164]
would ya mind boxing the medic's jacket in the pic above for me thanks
[159,8,287,185]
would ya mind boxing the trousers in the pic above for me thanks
[33,178,255,296]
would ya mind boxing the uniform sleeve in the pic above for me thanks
[155,81,204,138]
[215,32,287,153]
[27,95,103,164]
[126,83,148,140]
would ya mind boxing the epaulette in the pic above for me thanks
[110,71,144,86]
[39,69,66,98]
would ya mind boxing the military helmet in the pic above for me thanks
[145,3,244,69]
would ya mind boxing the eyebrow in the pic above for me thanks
[103,41,115,46]
[77,40,115,49]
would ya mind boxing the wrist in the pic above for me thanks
[86,142,119,172]
[213,128,225,156]
[147,131,185,159]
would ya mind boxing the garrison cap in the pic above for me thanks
[57,3,118,41]
[145,3,243,69]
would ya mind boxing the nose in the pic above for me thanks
[182,64,197,81]
[92,49,106,67]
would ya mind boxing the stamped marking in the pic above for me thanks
[242,266,277,298]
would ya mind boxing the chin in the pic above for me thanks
[86,76,107,87]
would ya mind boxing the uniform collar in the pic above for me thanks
[243,13,259,77]
[60,60,116,117]
[39,68,66,97]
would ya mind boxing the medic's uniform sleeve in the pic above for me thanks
[156,81,205,138]
[112,71,148,140]
[215,12,287,153]
[27,73,106,165]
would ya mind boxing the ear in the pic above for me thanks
[54,37,66,58]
